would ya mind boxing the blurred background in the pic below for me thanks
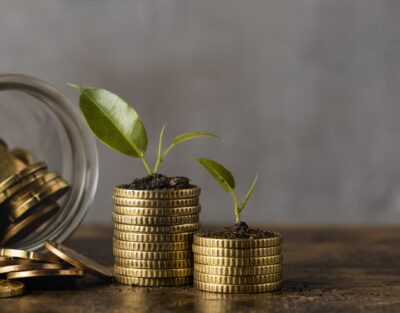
[1,0,400,226]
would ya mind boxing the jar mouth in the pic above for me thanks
[0,74,99,251]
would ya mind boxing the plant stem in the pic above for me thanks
[230,190,240,224]
[153,125,166,173]
[161,144,175,162]
[141,157,153,175]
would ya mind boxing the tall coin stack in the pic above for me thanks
[192,232,283,293]
[0,140,69,246]
[112,186,201,286]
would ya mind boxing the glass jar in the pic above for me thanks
[0,74,98,251]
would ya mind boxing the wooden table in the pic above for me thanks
[2,225,400,312]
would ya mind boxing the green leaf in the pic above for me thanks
[196,158,235,192]
[69,84,148,158]
[240,174,258,211]
[173,132,221,145]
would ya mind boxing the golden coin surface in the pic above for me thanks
[114,265,192,278]
[194,271,282,285]
[0,279,25,298]
[7,171,60,204]
[11,148,34,165]
[7,268,84,280]
[0,169,47,204]
[114,274,192,286]
[0,259,33,267]
[112,213,199,226]
[113,230,193,243]
[114,257,193,269]
[45,240,113,280]
[0,144,17,183]
[113,239,190,251]
[113,205,201,217]
[194,280,282,294]
[9,178,69,220]
[194,263,282,276]
[114,222,200,234]
[0,262,63,274]
[1,203,60,245]
[192,245,281,258]
[194,233,283,249]
[113,187,201,199]
[0,162,47,194]
[113,248,192,260]
[194,254,283,267]
[112,196,199,208]
[0,248,60,263]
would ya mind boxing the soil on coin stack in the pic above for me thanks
[120,174,196,190]
[199,222,275,239]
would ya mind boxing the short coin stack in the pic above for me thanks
[0,242,112,298]
[192,232,283,293]
[0,140,69,246]
[112,186,201,286]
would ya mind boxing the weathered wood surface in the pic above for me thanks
[2,225,400,313]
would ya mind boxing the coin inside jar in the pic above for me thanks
[1,203,60,245]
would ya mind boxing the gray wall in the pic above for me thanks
[1,0,400,225]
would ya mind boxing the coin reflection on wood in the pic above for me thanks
[0,139,70,246]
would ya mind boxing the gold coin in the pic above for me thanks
[0,169,47,204]
[114,257,193,269]
[194,263,282,276]
[14,158,27,172]
[0,248,60,263]
[194,280,282,294]
[192,245,281,258]
[113,230,193,242]
[113,248,192,260]
[9,178,69,220]
[1,203,60,245]
[0,162,47,194]
[113,205,201,217]
[193,233,283,249]
[114,222,200,234]
[114,274,192,286]
[113,187,201,199]
[0,143,17,183]
[0,262,63,274]
[114,265,192,278]
[0,279,25,298]
[112,197,199,208]
[11,148,34,165]
[45,240,113,280]
[0,259,33,267]
[194,254,283,267]
[112,213,199,226]
[194,271,282,285]
[113,238,190,251]
[7,268,84,280]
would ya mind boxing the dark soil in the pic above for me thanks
[199,222,275,239]
[120,174,196,190]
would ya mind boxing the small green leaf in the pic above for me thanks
[173,132,221,145]
[196,158,235,192]
[69,84,148,158]
[240,174,258,211]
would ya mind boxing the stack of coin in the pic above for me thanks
[0,242,112,298]
[112,187,201,286]
[0,140,70,246]
[192,232,283,293]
